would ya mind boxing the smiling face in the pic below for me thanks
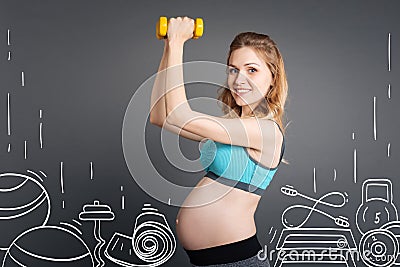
[227,46,273,112]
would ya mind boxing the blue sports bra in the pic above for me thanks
[199,120,285,196]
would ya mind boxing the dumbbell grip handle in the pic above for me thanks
[157,17,202,40]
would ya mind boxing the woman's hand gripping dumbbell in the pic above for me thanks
[156,16,203,40]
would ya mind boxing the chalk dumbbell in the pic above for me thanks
[156,16,204,40]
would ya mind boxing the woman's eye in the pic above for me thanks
[228,68,238,74]
[249,68,257,73]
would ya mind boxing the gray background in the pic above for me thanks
[1,0,399,266]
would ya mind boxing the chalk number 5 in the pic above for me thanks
[374,212,381,224]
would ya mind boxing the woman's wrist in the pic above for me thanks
[167,38,185,48]
[163,39,169,52]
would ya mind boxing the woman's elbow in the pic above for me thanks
[149,115,163,127]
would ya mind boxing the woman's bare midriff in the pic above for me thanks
[175,175,261,250]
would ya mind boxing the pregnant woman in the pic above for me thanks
[150,16,287,267]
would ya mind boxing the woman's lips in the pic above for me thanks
[234,88,252,96]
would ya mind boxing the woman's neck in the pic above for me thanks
[240,106,255,118]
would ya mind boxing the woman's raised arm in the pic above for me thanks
[149,39,205,141]
[149,39,169,125]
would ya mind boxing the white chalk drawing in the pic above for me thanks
[39,123,43,148]
[38,109,44,148]
[7,93,11,136]
[0,172,50,250]
[278,185,355,266]
[104,203,176,267]
[7,51,11,61]
[60,161,65,194]
[39,170,47,178]
[2,225,94,267]
[121,186,125,210]
[359,220,400,267]
[356,178,398,235]
[269,228,277,244]
[359,227,399,267]
[388,143,391,158]
[60,221,83,236]
[273,228,357,267]
[24,140,27,159]
[374,96,377,140]
[79,200,115,267]
[334,168,337,181]
[313,167,316,193]
[388,84,391,99]
[352,132,355,140]
[7,144,11,153]
[281,185,349,228]
[7,29,10,46]
[354,148,357,183]
[90,162,94,180]
[72,219,82,226]
[26,169,44,182]
[380,221,400,265]
[21,71,24,87]
[62,200,65,209]
[356,180,400,264]
[388,33,391,72]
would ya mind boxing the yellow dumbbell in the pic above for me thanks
[156,16,204,40]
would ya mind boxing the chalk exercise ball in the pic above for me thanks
[0,173,50,250]
[3,226,94,267]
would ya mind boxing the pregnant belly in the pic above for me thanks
[176,176,261,250]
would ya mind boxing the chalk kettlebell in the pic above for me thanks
[356,178,398,234]
[156,16,204,40]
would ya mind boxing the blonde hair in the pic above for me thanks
[217,32,289,134]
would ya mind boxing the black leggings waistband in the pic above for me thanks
[184,234,262,266]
